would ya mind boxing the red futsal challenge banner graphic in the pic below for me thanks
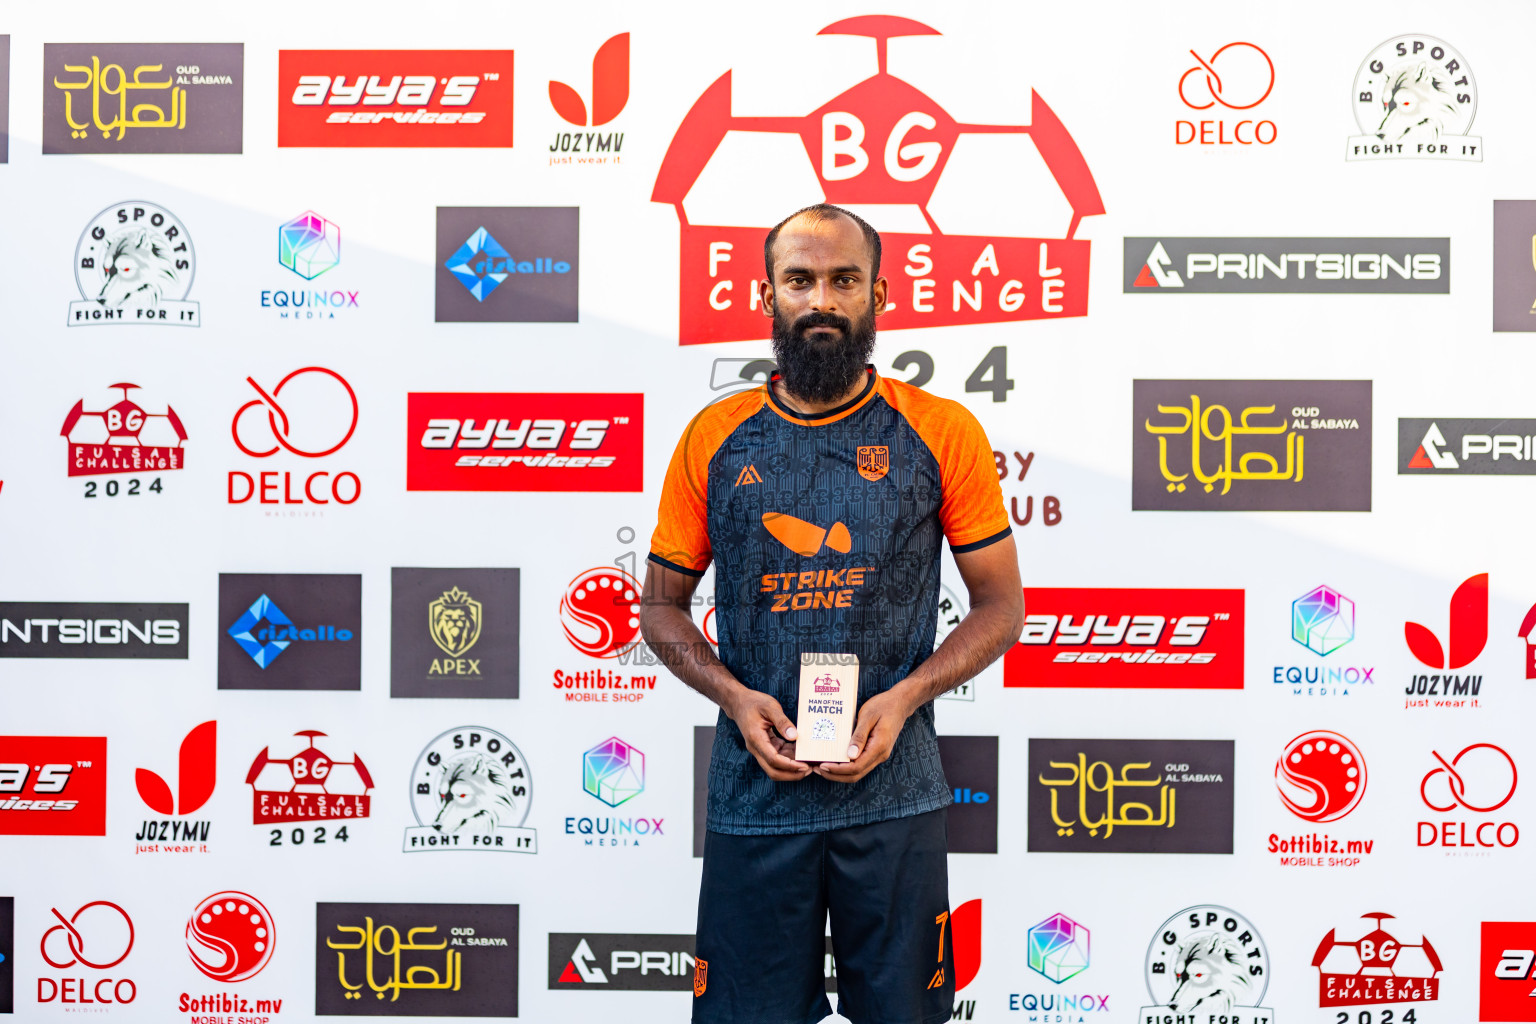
[406,393,643,493]
[277,50,515,148]
[1004,587,1244,689]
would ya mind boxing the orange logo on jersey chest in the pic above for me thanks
[857,445,889,481]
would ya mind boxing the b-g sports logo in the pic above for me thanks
[278,50,514,147]
[1005,588,1244,689]
[407,393,643,492]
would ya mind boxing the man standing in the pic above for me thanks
[641,203,1022,1024]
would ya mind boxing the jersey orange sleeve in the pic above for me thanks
[648,389,765,576]
[882,378,1012,553]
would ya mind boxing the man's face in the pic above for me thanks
[762,215,888,404]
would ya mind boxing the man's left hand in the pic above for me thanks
[813,690,913,784]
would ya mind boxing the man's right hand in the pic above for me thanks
[727,688,811,782]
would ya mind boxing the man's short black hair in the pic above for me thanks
[763,203,881,282]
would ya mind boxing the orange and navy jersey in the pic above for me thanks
[649,366,1010,834]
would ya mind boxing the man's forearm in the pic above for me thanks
[889,597,1023,713]
[640,604,749,716]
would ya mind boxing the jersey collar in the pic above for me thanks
[766,366,879,426]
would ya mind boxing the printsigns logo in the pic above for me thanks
[39,901,137,1008]
[1028,914,1088,982]
[1176,43,1276,146]
[652,14,1105,344]
[217,574,361,690]
[1027,739,1234,853]
[1494,201,1536,332]
[435,208,578,322]
[1417,743,1518,851]
[0,736,106,836]
[1312,913,1440,1006]
[1481,922,1536,1022]
[549,934,697,991]
[44,43,243,154]
[186,892,275,982]
[391,568,520,700]
[1124,238,1448,293]
[1005,587,1244,689]
[228,367,361,507]
[1132,380,1373,511]
[404,727,536,853]
[246,731,372,826]
[0,602,187,659]
[68,201,198,327]
[316,902,518,1016]
[937,736,997,854]
[278,50,514,147]
[1143,907,1272,1023]
[62,383,187,481]
[1348,35,1479,161]
[1400,419,1536,474]
[406,392,643,492]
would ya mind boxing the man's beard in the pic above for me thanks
[770,307,877,406]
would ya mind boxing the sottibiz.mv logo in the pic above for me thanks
[1005,587,1243,689]
[652,14,1104,344]
[407,392,642,492]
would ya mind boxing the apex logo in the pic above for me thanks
[733,464,762,486]
[1408,422,1458,469]
[1133,241,1183,287]
[135,720,215,815]
[1405,573,1488,669]
[762,513,850,556]
[549,33,629,127]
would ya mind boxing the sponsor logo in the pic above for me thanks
[0,896,11,1014]
[1521,603,1536,681]
[133,720,215,853]
[69,201,199,326]
[0,736,106,835]
[228,366,361,509]
[1270,730,1373,867]
[260,211,358,322]
[1405,572,1487,709]
[1312,913,1441,1006]
[1481,922,1536,1022]
[652,14,1104,344]
[1027,739,1233,853]
[937,736,997,854]
[856,445,889,481]
[1274,585,1375,697]
[186,892,274,982]
[556,566,656,704]
[1400,418,1536,473]
[1417,743,1518,852]
[218,574,361,690]
[1176,42,1276,146]
[0,602,186,659]
[694,958,706,998]
[1125,237,1448,293]
[44,44,243,154]
[246,730,372,829]
[1005,587,1244,689]
[1143,907,1272,1023]
[548,32,628,164]
[733,464,761,486]
[404,727,536,853]
[406,392,642,492]
[1494,200,1536,331]
[62,383,186,485]
[1348,35,1479,161]
[1011,912,1105,1017]
[278,50,514,147]
[391,568,520,700]
[1133,380,1373,511]
[549,933,696,991]
[828,899,981,1015]
[566,736,662,850]
[315,903,518,1016]
[436,207,578,322]
[39,900,137,1007]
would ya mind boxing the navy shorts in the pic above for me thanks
[692,808,954,1024]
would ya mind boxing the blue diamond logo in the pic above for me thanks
[227,594,294,669]
[445,227,511,302]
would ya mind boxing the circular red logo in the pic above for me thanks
[1275,730,1366,822]
[41,901,134,969]
[560,567,642,658]
[186,891,275,982]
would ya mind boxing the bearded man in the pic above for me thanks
[641,203,1023,1024]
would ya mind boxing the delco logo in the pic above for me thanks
[278,50,514,147]
[406,393,643,492]
[1004,588,1244,689]
[0,736,107,836]
[651,14,1104,344]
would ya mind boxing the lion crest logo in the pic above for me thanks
[429,586,482,658]
[433,752,520,835]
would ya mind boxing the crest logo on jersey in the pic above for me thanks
[857,446,889,481]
